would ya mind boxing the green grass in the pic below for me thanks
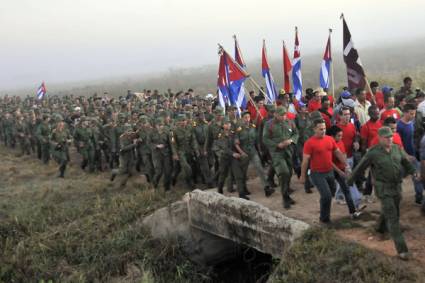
[0,147,212,282]
[268,228,417,283]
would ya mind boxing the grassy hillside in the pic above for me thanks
[10,39,424,98]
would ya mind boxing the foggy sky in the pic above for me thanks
[1,0,425,91]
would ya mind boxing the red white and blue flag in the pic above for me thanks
[320,33,332,90]
[292,27,302,100]
[217,47,249,109]
[262,40,277,104]
[282,41,292,93]
[36,82,46,100]
[234,35,247,112]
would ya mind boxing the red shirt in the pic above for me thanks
[370,132,403,148]
[251,106,268,126]
[380,108,401,121]
[336,122,357,158]
[320,109,333,129]
[366,91,385,110]
[360,120,382,148]
[334,140,346,170]
[286,112,296,120]
[308,99,321,113]
[304,135,338,173]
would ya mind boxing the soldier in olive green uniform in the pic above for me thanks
[215,117,244,197]
[135,116,154,183]
[50,118,72,177]
[193,111,213,187]
[110,123,137,186]
[170,114,198,189]
[15,114,30,155]
[36,114,51,164]
[73,118,95,172]
[234,111,274,197]
[3,112,15,148]
[149,118,173,191]
[348,127,416,260]
[206,107,225,182]
[263,107,299,208]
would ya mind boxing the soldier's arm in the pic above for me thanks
[347,151,372,186]
[290,121,299,145]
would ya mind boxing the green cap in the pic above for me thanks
[176,114,187,121]
[214,106,224,115]
[378,126,393,138]
[222,116,231,123]
[310,111,322,120]
[265,104,275,113]
[405,94,416,102]
[275,106,287,116]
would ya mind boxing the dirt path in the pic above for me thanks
[212,174,425,269]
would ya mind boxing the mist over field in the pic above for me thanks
[3,39,425,97]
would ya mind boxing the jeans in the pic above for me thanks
[334,172,356,214]
[311,170,336,222]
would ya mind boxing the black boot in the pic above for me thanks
[264,186,275,197]
[58,165,65,178]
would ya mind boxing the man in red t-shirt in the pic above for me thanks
[360,105,382,151]
[380,96,401,121]
[370,116,403,148]
[301,119,346,224]
[336,106,359,159]
[308,88,323,112]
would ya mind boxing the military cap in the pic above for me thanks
[265,104,275,113]
[378,126,393,138]
[155,117,164,125]
[276,106,287,116]
[222,116,231,123]
[310,111,322,120]
[176,114,187,121]
[214,106,224,115]
[241,111,251,117]
[405,93,416,102]
[279,89,286,95]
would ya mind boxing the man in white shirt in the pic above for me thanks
[354,88,371,126]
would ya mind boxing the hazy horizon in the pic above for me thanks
[2,0,425,92]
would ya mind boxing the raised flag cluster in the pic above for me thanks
[37,82,46,100]
[216,15,369,105]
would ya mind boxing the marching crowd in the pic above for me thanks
[1,77,424,260]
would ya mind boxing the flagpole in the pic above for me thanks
[329,28,335,101]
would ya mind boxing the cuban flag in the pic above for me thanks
[292,27,302,100]
[36,82,46,100]
[320,34,332,90]
[233,35,247,112]
[262,40,277,104]
[217,53,230,108]
[217,47,249,110]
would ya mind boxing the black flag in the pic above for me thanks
[342,15,366,90]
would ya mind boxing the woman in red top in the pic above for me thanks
[336,106,359,158]
[328,126,359,218]
[300,119,346,223]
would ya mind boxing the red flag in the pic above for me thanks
[282,41,292,93]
